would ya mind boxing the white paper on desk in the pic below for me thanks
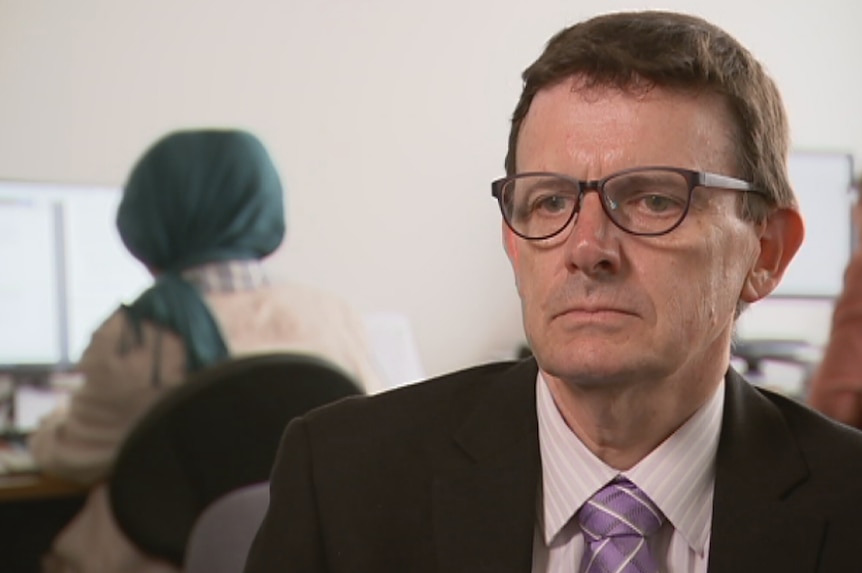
[14,384,69,432]
[362,311,426,390]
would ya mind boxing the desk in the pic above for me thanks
[0,472,88,573]
[0,472,88,503]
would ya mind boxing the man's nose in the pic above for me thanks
[563,191,621,276]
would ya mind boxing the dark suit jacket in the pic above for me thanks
[245,359,862,572]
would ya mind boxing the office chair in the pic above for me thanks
[184,481,270,573]
[108,352,363,567]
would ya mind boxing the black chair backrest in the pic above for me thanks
[108,352,363,566]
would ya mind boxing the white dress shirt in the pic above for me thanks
[532,373,724,573]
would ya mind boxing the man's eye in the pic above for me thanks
[532,194,573,214]
[640,194,678,213]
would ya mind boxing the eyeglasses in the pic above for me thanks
[491,166,767,240]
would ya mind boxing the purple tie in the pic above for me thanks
[577,477,664,573]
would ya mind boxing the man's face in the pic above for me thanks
[505,78,766,390]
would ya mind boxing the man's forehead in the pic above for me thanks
[518,80,738,174]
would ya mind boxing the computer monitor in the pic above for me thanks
[772,151,856,298]
[0,180,151,370]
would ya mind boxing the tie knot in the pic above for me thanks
[577,478,663,542]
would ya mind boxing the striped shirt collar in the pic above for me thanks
[536,372,723,555]
[181,259,270,294]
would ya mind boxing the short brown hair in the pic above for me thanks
[505,11,795,220]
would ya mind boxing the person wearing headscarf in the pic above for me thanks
[30,129,383,573]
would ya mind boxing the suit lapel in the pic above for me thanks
[707,371,825,573]
[432,359,540,573]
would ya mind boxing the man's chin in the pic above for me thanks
[534,346,656,388]
[537,357,631,387]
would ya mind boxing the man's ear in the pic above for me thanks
[740,208,805,302]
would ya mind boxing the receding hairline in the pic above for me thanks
[513,74,745,175]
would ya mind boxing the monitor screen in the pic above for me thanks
[772,151,856,298]
[0,180,151,368]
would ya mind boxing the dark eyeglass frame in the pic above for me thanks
[491,165,768,240]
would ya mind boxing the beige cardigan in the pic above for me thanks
[29,282,383,573]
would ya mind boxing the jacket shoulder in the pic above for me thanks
[302,360,527,436]
[760,387,862,471]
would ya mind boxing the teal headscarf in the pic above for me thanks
[117,129,285,372]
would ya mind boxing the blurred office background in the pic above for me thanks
[1,0,861,389]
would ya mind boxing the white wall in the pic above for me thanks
[2,0,861,381]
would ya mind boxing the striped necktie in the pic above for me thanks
[577,477,664,573]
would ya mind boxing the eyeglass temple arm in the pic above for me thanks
[700,172,763,195]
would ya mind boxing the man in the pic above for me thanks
[245,11,862,573]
